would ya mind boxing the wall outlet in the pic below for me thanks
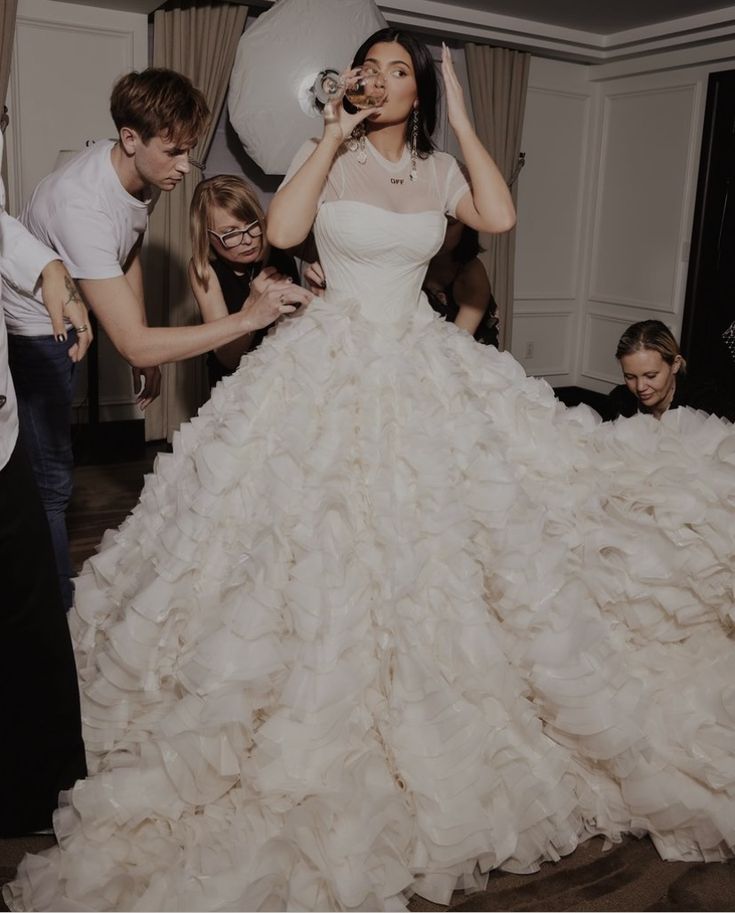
[524,341,535,359]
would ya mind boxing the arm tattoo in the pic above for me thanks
[62,275,82,309]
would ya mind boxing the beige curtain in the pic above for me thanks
[144,2,248,442]
[465,44,529,352]
[0,0,18,192]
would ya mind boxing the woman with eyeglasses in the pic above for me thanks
[189,175,301,387]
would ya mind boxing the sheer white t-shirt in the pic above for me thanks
[283,137,471,216]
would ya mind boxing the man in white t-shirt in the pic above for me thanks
[3,68,311,608]
[1,129,87,835]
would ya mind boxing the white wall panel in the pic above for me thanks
[512,56,595,387]
[6,0,147,212]
[510,310,574,377]
[514,88,590,301]
[589,85,697,312]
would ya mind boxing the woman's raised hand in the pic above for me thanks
[441,43,472,133]
[240,266,312,332]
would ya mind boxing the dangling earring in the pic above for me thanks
[409,108,418,182]
[346,121,367,164]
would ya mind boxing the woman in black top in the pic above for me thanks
[189,175,301,387]
[422,216,498,347]
[606,319,730,420]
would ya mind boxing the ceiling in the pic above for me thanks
[46,0,735,35]
[431,0,735,33]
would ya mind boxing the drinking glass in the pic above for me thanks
[316,66,386,110]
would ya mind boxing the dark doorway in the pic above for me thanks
[682,70,735,419]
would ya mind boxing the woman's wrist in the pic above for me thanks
[451,117,477,145]
[237,306,257,334]
[320,127,344,151]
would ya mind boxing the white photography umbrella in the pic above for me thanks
[228,0,387,175]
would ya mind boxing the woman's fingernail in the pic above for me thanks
[56,334,66,342]
[320,281,327,289]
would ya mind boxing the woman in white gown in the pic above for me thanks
[5,29,735,913]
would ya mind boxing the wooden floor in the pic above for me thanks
[2,452,734,911]
[67,453,159,572]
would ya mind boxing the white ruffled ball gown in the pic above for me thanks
[4,191,735,912]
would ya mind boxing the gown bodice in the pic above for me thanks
[315,201,447,325]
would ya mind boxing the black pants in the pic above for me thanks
[0,438,87,835]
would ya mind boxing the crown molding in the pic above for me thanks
[45,0,160,12]
[376,0,735,64]
[379,0,605,60]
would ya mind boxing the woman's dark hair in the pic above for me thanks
[352,28,437,156]
[453,225,481,263]
[615,319,687,372]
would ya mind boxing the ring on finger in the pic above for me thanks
[74,324,89,333]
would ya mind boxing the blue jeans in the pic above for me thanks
[8,332,78,610]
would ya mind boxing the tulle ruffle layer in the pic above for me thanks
[4,298,735,912]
